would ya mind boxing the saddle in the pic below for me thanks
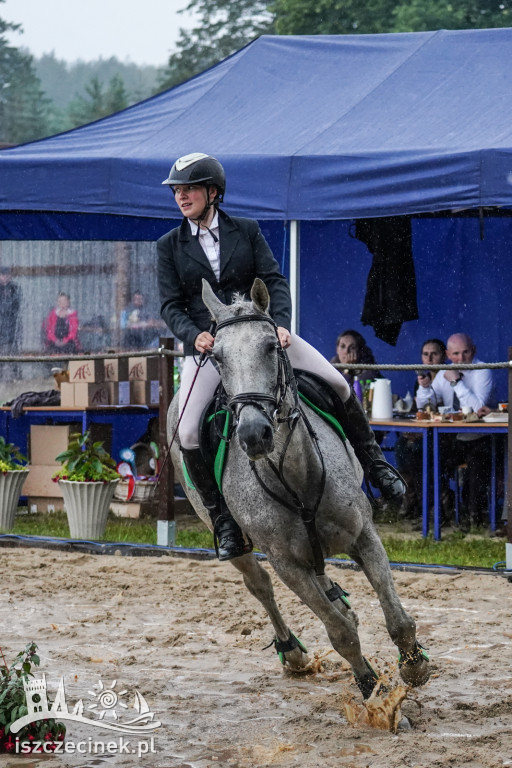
[196,370,346,493]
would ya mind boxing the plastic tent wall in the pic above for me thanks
[1,30,511,398]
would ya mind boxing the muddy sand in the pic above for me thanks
[0,545,511,768]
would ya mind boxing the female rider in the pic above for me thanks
[157,153,405,561]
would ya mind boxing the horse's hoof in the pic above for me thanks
[355,658,381,700]
[271,631,309,670]
[398,642,431,687]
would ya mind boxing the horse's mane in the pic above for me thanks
[229,292,270,318]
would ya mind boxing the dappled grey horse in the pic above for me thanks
[168,278,430,699]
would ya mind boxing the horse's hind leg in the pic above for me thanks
[267,557,378,698]
[230,554,309,670]
[350,522,430,688]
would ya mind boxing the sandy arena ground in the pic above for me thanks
[0,544,511,768]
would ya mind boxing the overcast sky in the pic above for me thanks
[3,0,198,67]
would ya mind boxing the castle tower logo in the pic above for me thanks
[11,677,161,736]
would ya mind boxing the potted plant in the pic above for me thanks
[0,642,65,754]
[0,436,29,531]
[53,431,120,539]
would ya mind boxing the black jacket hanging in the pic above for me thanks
[355,216,419,346]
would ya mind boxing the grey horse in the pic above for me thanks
[167,278,430,700]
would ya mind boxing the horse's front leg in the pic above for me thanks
[349,522,431,688]
[230,554,309,671]
[267,556,377,699]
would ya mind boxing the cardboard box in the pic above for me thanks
[128,356,159,381]
[30,424,81,466]
[74,382,110,407]
[28,497,66,513]
[130,380,160,406]
[106,381,131,406]
[23,465,63,498]
[104,358,129,382]
[68,359,105,384]
[60,382,75,408]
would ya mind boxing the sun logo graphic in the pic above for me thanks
[10,676,161,736]
[88,680,128,721]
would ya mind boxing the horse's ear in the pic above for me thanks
[250,278,270,314]
[202,278,226,320]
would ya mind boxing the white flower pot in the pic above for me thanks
[0,469,29,531]
[58,479,119,540]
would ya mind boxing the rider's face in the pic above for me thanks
[173,184,216,220]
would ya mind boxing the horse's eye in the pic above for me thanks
[265,339,278,354]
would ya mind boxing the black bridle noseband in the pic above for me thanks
[213,313,297,426]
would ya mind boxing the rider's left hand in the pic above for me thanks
[277,327,291,349]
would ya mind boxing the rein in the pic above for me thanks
[215,312,327,576]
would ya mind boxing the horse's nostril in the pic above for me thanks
[262,425,273,444]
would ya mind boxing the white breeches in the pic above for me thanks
[178,333,351,450]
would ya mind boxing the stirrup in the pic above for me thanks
[213,512,253,561]
[368,459,407,501]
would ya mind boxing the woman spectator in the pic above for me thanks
[44,292,81,355]
[330,329,382,387]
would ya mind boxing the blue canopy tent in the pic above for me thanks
[1,29,512,396]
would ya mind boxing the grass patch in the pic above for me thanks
[2,510,506,569]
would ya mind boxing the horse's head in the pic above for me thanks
[202,278,287,460]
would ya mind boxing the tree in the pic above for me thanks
[273,0,397,35]
[0,1,53,144]
[67,74,129,128]
[392,0,512,32]
[273,0,512,34]
[158,0,275,90]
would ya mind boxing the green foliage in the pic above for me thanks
[53,431,120,483]
[0,3,53,145]
[67,74,129,128]
[273,0,397,35]
[158,0,275,90]
[0,642,65,752]
[0,436,28,472]
[393,0,512,32]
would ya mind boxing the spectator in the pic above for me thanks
[416,333,498,531]
[0,266,21,380]
[330,329,382,388]
[395,338,448,522]
[43,292,80,355]
[121,291,164,350]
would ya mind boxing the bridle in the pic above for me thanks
[212,311,328,576]
[213,313,298,428]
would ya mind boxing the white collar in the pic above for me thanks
[189,210,219,237]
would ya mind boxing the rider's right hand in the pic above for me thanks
[194,331,215,354]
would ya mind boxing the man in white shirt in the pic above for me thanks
[416,333,497,531]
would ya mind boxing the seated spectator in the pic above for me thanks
[395,338,447,522]
[43,292,80,355]
[330,329,382,388]
[416,332,498,531]
[121,291,164,350]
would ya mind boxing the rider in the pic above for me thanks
[157,153,405,561]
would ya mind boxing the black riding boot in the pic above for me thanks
[181,447,252,561]
[335,392,406,502]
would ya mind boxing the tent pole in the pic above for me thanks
[289,220,300,335]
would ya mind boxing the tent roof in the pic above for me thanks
[2,29,512,221]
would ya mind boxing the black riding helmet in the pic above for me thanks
[162,153,225,202]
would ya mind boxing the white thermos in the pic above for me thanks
[371,379,393,420]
